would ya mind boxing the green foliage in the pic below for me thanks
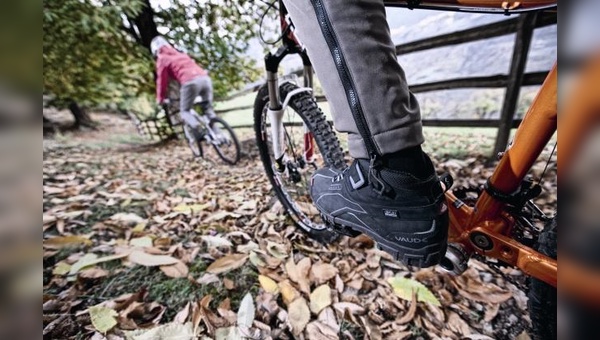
[150,0,267,99]
[43,0,151,107]
[43,0,269,109]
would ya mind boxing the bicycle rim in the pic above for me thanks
[209,117,241,165]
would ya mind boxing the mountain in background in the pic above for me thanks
[246,8,556,120]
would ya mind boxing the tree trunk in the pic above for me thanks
[128,0,159,50]
[69,101,96,129]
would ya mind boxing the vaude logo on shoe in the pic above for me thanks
[383,209,398,218]
[329,184,342,190]
[394,236,428,243]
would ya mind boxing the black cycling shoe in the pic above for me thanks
[310,157,448,268]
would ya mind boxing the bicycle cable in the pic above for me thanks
[258,0,292,45]
[538,142,557,186]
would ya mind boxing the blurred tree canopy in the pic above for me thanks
[43,0,267,113]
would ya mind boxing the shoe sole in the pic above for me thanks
[321,211,448,268]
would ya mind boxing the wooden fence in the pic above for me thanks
[216,11,556,156]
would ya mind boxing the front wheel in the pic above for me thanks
[183,124,203,158]
[208,117,241,165]
[528,217,557,340]
[254,82,345,244]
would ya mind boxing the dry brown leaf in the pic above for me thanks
[206,254,248,275]
[223,278,235,290]
[396,293,417,324]
[128,251,179,267]
[288,297,310,336]
[447,311,471,336]
[333,302,365,316]
[79,268,109,279]
[311,262,338,285]
[305,321,338,340]
[348,234,374,248]
[318,307,340,333]
[286,257,311,295]
[310,284,332,315]
[484,303,500,322]
[173,302,191,324]
[361,316,383,340]
[160,261,189,278]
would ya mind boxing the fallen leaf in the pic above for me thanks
[396,293,417,324]
[130,236,153,248]
[44,235,92,249]
[174,302,191,324]
[131,222,147,233]
[447,311,471,336]
[306,321,338,340]
[204,211,240,223]
[310,285,332,314]
[223,278,235,290]
[128,251,179,267]
[160,261,189,278]
[288,298,310,336]
[197,273,220,285]
[110,212,146,225]
[311,262,338,285]
[387,276,441,306]
[248,251,266,267]
[206,254,248,274]
[266,241,288,259]
[259,275,279,294]
[201,235,233,248]
[173,203,211,214]
[89,305,118,334]
[215,326,242,340]
[332,302,366,315]
[52,261,71,276]
[124,322,194,339]
[79,268,109,279]
[237,293,255,332]
[69,253,129,276]
[279,280,301,306]
[286,257,311,295]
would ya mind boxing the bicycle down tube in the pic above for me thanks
[445,64,558,287]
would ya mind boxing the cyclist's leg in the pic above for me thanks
[283,0,447,267]
[180,80,201,129]
[196,76,217,120]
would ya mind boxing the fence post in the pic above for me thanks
[492,12,538,158]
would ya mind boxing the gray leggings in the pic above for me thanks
[283,0,424,159]
[180,75,216,128]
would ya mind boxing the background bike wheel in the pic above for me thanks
[183,124,203,158]
[254,82,346,244]
[528,217,557,340]
[209,117,241,165]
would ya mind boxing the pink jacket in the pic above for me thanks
[155,45,208,102]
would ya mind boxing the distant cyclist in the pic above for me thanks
[150,36,216,129]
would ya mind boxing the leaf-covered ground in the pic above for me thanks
[43,112,556,340]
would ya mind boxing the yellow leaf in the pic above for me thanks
[309,285,332,314]
[173,203,211,214]
[52,261,71,276]
[130,236,153,248]
[89,305,118,333]
[44,235,92,249]
[288,298,310,336]
[248,251,265,267]
[128,251,179,267]
[387,276,441,306]
[132,222,147,233]
[258,275,279,294]
[279,280,301,306]
[206,253,248,275]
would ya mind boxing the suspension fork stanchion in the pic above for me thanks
[301,53,316,163]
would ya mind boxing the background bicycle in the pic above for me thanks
[164,96,241,165]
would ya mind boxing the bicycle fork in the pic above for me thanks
[266,50,315,172]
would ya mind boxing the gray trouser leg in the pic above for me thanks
[283,0,424,159]
[180,75,216,129]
